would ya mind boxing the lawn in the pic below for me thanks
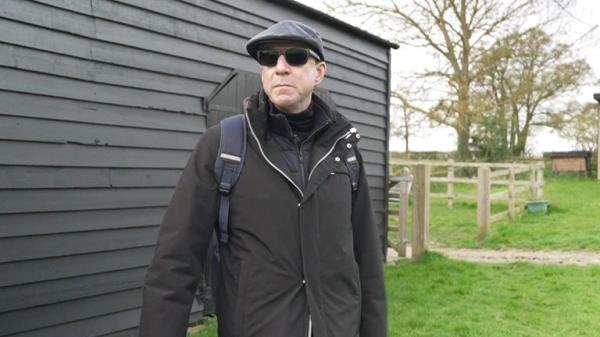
[387,253,600,337]
[189,253,600,337]
[390,176,600,250]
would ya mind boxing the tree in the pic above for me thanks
[391,81,429,158]
[559,102,599,152]
[328,0,567,160]
[469,95,512,161]
[473,27,590,156]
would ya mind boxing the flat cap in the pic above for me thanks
[246,20,325,61]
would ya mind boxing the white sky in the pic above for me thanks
[297,0,600,156]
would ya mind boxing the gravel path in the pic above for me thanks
[387,246,600,266]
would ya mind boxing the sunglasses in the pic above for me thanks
[256,47,321,67]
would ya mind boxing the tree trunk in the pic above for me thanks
[404,132,410,159]
[456,124,471,160]
[455,87,471,160]
[513,126,530,157]
[513,109,534,157]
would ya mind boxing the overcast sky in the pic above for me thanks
[298,0,599,155]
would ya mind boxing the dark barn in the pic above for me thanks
[0,0,396,336]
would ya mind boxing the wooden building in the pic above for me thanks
[0,1,397,336]
[544,151,592,176]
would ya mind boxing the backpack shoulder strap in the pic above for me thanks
[214,114,246,243]
[346,146,360,192]
[345,128,361,192]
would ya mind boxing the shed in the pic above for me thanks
[544,151,592,176]
[0,1,397,336]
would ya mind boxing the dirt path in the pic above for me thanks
[387,246,600,266]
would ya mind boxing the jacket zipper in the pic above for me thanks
[295,116,331,188]
[307,128,355,182]
[305,127,356,337]
[294,135,307,188]
[244,112,304,198]
[245,112,354,337]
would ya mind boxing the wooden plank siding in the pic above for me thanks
[0,0,393,336]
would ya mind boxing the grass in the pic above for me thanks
[189,253,600,337]
[387,253,600,337]
[390,176,600,250]
[187,318,217,337]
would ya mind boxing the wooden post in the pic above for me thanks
[529,164,536,198]
[412,164,430,260]
[536,162,544,199]
[397,167,411,257]
[447,159,454,208]
[508,166,515,221]
[477,167,491,241]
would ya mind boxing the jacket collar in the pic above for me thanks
[243,89,355,200]
[243,89,351,144]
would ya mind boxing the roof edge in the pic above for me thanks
[269,0,399,49]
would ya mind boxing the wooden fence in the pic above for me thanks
[389,165,429,260]
[388,160,545,259]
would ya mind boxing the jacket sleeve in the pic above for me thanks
[139,125,221,337]
[352,149,388,337]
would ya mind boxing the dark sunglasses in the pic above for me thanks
[256,48,321,67]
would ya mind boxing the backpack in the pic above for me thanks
[197,113,360,316]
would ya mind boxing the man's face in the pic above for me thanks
[259,42,326,114]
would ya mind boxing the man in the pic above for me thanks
[139,20,387,337]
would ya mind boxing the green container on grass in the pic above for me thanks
[526,200,550,214]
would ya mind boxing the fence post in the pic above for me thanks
[412,164,430,260]
[536,162,544,199]
[477,167,491,241]
[447,159,454,208]
[398,167,411,258]
[508,166,515,221]
[529,164,536,198]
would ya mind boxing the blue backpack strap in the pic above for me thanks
[347,147,360,192]
[214,114,246,244]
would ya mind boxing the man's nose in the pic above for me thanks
[274,54,290,73]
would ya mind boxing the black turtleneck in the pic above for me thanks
[275,103,315,142]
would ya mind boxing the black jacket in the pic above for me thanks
[139,90,387,337]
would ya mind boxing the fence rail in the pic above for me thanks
[388,159,545,259]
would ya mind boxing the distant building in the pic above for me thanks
[544,151,592,176]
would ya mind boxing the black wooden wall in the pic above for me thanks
[0,0,394,336]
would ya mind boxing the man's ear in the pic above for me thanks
[314,62,326,85]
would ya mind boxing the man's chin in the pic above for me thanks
[271,97,297,109]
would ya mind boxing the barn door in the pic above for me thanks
[205,70,262,127]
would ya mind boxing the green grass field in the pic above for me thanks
[189,253,600,337]
[390,176,600,250]
[387,253,600,337]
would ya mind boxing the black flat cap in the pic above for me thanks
[246,20,325,61]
